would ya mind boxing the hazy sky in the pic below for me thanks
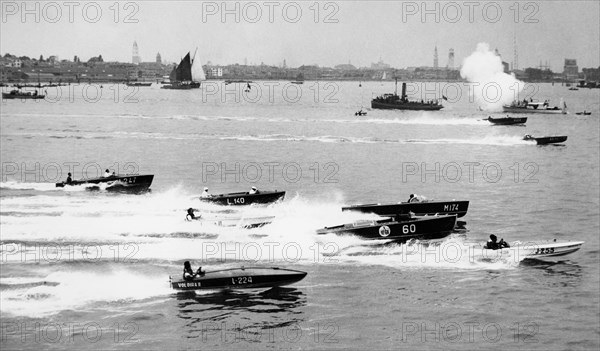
[1,0,599,70]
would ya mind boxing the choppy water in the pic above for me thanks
[1,82,599,350]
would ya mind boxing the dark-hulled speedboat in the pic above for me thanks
[342,200,469,218]
[316,214,457,241]
[523,134,568,145]
[486,116,527,125]
[56,174,154,193]
[170,267,307,291]
[200,190,285,206]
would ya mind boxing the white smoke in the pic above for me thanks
[460,43,524,112]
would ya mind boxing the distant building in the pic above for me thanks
[132,41,141,65]
[208,67,223,77]
[371,57,390,70]
[563,59,578,80]
[447,49,454,69]
[156,52,162,64]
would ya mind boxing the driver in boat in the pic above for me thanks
[408,194,426,203]
[183,261,204,281]
[249,186,259,194]
[103,169,111,177]
[200,187,210,198]
[485,234,510,250]
[66,172,72,185]
[186,208,200,221]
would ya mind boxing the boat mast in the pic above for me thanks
[394,78,398,96]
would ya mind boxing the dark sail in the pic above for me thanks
[169,66,177,81]
[175,53,192,82]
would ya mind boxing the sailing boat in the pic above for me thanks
[162,49,205,90]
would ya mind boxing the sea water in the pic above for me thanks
[1,82,599,350]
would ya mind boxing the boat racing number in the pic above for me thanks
[232,276,252,285]
[379,224,417,237]
[119,177,137,184]
[443,203,460,212]
[534,247,555,255]
[227,197,245,205]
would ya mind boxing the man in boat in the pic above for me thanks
[103,169,111,177]
[408,194,426,203]
[66,172,72,185]
[249,186,259,194]
[186,208,200,221]
[183,261,204,280]
[485,234,510,250]
[200,187,210,198]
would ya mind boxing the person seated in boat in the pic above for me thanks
[200,187,211,198]
[186,208,199,221]
[408,194,426,203]
[103,169,111,177]
[66,172,72,185]
[485,234,509,250]
[485,234,499,249]
[183,261,205,280]
[249,186,260,194]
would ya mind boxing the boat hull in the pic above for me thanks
[503,106,564,114]
[487,117,527,125]
[317,215,457,241]
[342,200,469,218]
[200,190,285,206]
[483,240,584,259]
[188,216,275,229]
[371,100,443,110]
[2,93,45,99]
[524,136,568,145]
[55,174,154,193]
[171,267,307,291]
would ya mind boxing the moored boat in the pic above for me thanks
[486,116,527,125]
[170,267,307,291]
[342,200,469,218]
[200,190,285,206]
[55,174,154,193]
[523,134,568,145]
[503,99,566,114]
[316,214,457,241]
[126,82,152,87]
[2,89,45,99]
[371,79,443,111]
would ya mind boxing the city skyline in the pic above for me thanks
[1,1,599,71]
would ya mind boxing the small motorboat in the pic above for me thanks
[316,214,457,241]
[481,240,584,259]
[185,208,274,229]
[342,200,469,218]
[55,174,154,193]
[2,90,45,99]
[575,111,591,115]
[355,110,367,116]
[485,116,527,125]
[523,134,568,145]
[200,190,285,206]
[170,267,307,291]
[125,82,152,87]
